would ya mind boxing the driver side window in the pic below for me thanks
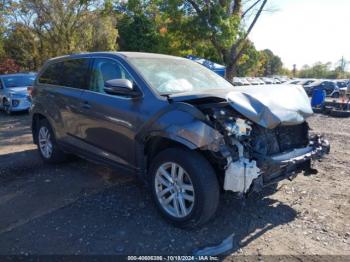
[89,58,133,93]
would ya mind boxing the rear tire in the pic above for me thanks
[149,147,220,228]
[36,119,67,164]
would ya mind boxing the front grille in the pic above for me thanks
[251,122,309,155]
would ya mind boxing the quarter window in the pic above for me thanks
[38,62,62,85]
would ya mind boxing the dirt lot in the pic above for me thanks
[0,111,349,257]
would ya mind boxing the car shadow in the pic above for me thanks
[0,113,297,255]
[0,159,297,255]
[0,111,33,150]
[0,149,45,181]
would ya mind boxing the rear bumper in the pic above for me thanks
[250,135,330,192]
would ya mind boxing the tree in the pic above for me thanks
[117,11,159,52]
[180,0,268,80]
[4,24,40,70]
[259,49,283,76]
[297,61,350,79]
[235,40,260,76]
[0,58,21,74]
[333,57,348,79]
[2,0,118,71]
[115,0,269,79]
[0,1,7,59]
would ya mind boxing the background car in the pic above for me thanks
[272,78,281,84]
[256,78,265,85]
[232,77,244,86]
[240,77,251,85]
[336,80,347,88]
[299,79,316,86]
[246,77,260,85]
[288,80,301,84]
[305,80,340,98]
[0,73,36,114]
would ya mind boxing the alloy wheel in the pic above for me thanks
[155,162,195,218]
[38,126,53,159]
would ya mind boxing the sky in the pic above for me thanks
[249,0,350,70]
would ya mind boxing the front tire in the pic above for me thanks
[3,99,11,115]
[149,147,220,228]
[36,119,67,164]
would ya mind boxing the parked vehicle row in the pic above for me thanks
[289,78,350,98]
[304,81,340,98]
[232,76,288,86]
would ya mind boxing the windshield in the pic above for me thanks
[128,57,233,94]
[2,75,36,88]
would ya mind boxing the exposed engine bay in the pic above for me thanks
[192,100,330,195]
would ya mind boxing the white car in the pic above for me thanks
[0,73,36,114]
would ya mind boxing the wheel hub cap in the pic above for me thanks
[38,126,53,159]
[155,162,195,218]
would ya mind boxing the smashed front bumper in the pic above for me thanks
[250,135,330,193]
[223,135,330,195]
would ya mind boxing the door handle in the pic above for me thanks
[82,101,91,109]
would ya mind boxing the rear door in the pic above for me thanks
[37,58,91,143]
[77,57,143,168]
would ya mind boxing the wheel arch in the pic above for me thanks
[142,132,226,186]
[2,97,9,108]
[32,113,49,144]
[144,135,195,165]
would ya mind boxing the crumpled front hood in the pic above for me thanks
[226,84,313,129]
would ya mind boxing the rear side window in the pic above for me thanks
[39,59,90,89]
[38,63,62,85]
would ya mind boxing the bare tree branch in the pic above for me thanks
[186,0,202,16]
[230,0,267,64]
[242,0,262,19]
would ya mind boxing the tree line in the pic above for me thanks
[0,0,288,78]
[1,0,347,80]
[297,59,350,79]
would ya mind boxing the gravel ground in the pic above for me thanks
[0,111,349,257]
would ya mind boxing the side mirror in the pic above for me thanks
[103,79,140,97]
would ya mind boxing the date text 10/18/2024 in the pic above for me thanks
[127,256,219,261]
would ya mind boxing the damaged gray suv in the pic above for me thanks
[31,52,330,228]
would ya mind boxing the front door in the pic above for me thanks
[79,57,143,169]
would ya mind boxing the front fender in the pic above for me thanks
[136,102,223,151]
